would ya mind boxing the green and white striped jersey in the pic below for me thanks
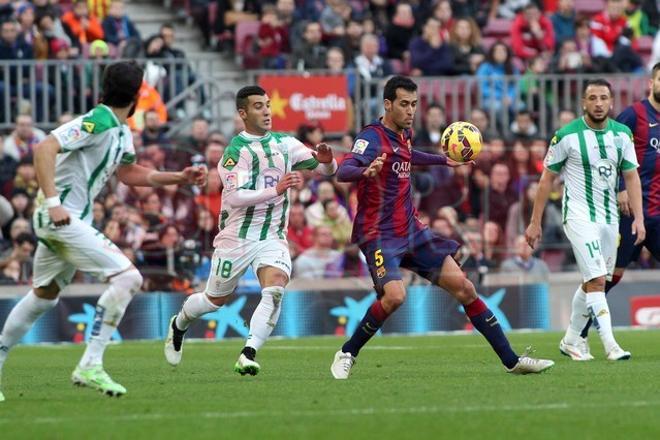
[216,130,320,241]
[34,104,136,226]
[544,117,638,225]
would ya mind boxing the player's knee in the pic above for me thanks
[585,276,606,292]
[34,281,61,300]
[456,278,477,304]
[206,293,231,307]
[112,268,143,295]
[382,289,406,312]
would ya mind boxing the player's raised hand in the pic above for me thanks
[49,205,71,228]
[446,158,475,168]
[525,222,542,249]
[312,143,334,163]
[632,217,646,245]
[363,153,387,178]
[182,165,208,187]
[617,190,631,217]
[276,172,302,195]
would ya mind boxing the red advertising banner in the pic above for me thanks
[258,75,350,133]
[630,295,660,326]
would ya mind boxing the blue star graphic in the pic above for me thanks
[68,303,122,342]
[200,295,249,339]
[458,288,511,331]
[330,293,377,336]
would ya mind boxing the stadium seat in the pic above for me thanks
[482,18,513,39]
[234,20,260,57]
[575,0,605,16]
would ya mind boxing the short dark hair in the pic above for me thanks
[427,102,445,113]
[160,23,174,32]
[582,79,612,97]
[101,61,143,107]
[383,75,417,102]
[652,62,660,78]
[15,232,36,247]
[236,86,266,110]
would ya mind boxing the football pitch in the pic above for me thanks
[1,330,659,439]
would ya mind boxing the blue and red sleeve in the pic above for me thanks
[337,127,383,182]
[615,105,638,191]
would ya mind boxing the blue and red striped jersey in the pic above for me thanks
[616,100,660,218]
[347,120,426,244]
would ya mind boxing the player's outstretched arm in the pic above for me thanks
[622,169,646,245]
[337,154,387,182]
[223,172,301,208]
[116,163,208,187]
[525,168,556,249]
[311,142,338,176]
[411,150,474,167]
[34,135,70,226]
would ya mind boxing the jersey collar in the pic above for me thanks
[239,130,272,142]
[99,104,123,127]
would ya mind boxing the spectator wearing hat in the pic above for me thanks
[17,4,37,47]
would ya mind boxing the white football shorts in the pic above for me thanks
[204,237,291,297]
[32,215,132,289]
[563,219,618,282]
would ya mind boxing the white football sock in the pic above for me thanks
[564,285,589,345]
[79,269,142,368]
[0,290,58,369]
[585,291,617,353]
[245,286,284,351]
[175,293,219,331]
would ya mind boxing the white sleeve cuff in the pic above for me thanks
[318,159,338,176]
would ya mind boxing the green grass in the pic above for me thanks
[1,330,660,439]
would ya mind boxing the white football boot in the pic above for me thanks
[234,354,260,376]
[164,315,185,366]
[606,345,631,361]
[330,350,356,379]
[507,347,554,374]
[559,337,594,361]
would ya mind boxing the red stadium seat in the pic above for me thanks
[483,18,513,39]
[575,0,605,16]
[234,20,260,55]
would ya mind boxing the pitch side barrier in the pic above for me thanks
[0,270,658,344]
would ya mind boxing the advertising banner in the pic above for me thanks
[0,284,549,345]
[630,295,660,327]
[257,75,349,132]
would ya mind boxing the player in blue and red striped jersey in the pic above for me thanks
[580,63,660,344]
[329,76,554,379]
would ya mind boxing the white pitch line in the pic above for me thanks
[2,400,660,425]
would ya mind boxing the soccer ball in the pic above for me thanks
[440,121,482,162]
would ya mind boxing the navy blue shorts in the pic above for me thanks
[616,215,660,268]
[360,229,460,295]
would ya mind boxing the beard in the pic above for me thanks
[653,89,660,103]
[585,109,608,124]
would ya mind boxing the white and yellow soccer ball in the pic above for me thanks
[440,121,483,162]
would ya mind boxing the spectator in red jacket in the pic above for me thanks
[590,0,628,55]
[511,3,555,61]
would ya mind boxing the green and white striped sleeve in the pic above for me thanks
[619,132,639,172]
[544,133,569,174]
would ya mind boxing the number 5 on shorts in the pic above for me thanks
[374,249,384,267]
[215,259,233,278]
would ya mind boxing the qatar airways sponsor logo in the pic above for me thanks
[635,307,660,326]
[289,93,347,120]
[649,137,660,153]
[392,161,411,179]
